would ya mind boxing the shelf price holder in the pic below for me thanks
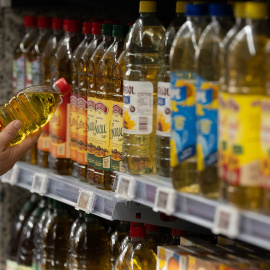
[76,189,96,214]
[153,187,177,216]
[213,204,240,238]
[31,172,49,196]
[115,174,137,201]
[2,164,19,185]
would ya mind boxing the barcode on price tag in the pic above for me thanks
[115,175,136,200]
[2,164,19,185]
[31,173,48,195]
[76,189,96,214]
[213,205,240,238]
[153,187,176,215]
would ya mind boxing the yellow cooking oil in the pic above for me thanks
[170,4,209,193]
[123,1,165,174]
[227,2,268,210]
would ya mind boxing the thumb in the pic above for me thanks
[0,120,22,152]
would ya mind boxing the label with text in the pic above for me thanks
[87,97,96,168]
[70,93,78,162]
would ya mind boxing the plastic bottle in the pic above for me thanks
[95,24,128,189]
[69,214,111,270]
[227,2,268,210]
[169,228,188,246]
[123,1,165,174]
[114,233,130,268]
[49,19,82,175]
[6,194,39,270]
[42,200,74,270]
[170,4,209,193]
[38,18,64,168]
[156,1,188,177]
[219,2,246,200]
[17,198,47,269]
[145,224,160,253]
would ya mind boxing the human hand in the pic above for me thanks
[0,120,42,176]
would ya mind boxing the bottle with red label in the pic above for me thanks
[49,19,82,175]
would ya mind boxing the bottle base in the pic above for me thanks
[87,166,95,185]
[123,156,156,174]
[78,163,87,182]
[49,155,71,175]
[37,150,49,168]
[94,169,111,190]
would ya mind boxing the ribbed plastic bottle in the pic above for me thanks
[6,194,39,270]
[38,18,64,168]
[227,2,268,210]
[123,1,165,174]
[95,24,128,189]
[17,198,47,270]
[219,2,246,200]
[170,4,209,193]
[0,78,71,146]
[156,1,188,177]
[114,233,130,268]
[49,19,82,175]
[196,4,234,200]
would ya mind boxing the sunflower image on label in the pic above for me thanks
[94,100,112,171]
[157,82,171,136]
[196,77,218,172]
[111,102,125,172]
[25,59,33,87]
[123,81,153,134]
[170,71,196,168]
[16,55,25,92]
[32,58,40,85]
[70,93,78,162]
[87,97,96,167]
[227,95,262,186]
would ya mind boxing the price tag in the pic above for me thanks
[213,205,240,238]
[31,173,49,195]
[153,187,176,215]
[76,189,96,214]
[2,164,19,185]
[115,174,136,201]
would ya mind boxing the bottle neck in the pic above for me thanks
[65,31,79,37]
[103,35,113,42]
[84,33,92,39]
[246,18,267,28]
[25,26,37,34]
[39,28,51,36]
[176,12,185,17]
[53,29,63,35]
[235,17,246,25]
[147,231,159,236]
[140,12,156,17]
[131,236,145,242]
[113,36,124,42]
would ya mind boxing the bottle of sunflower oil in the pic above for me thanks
[170,4,209,193]
[227,2,268,210]
[38,18,64,168]
[95,24,128,189]
[156,1,188,177]
[49,19,82,175]
[123,1,165,174]
[70,22,93,180]
[219,2,246,201]
[196,4,234,200]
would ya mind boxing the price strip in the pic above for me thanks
[213,205,240,238]
[76,189,96,214]
[153,187,177,215]
[31,173,49,195]
[115,174,136,201]
[2,164,19,185]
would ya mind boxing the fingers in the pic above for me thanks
[0,120,22,152]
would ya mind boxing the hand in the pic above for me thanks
[0,120,42,176]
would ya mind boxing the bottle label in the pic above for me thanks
[94,100,112,171]
[111,101,125,172]
[196,76,218,172]
[87,97,96,167]
[77,95,88,165]
[37,123,50,151]
[12,59,17,93]
[17,265,32,270]
[32,58,40,85]
[218,92,229,181]
[49,94,71,158]
[170,71,196,167]
[25,59,33,87]
[123,80,153,135]
[16,55,25,92]
[6,260,18,270]
[157,82,171,137]
[227,95,262,186]
[70,93,78,162]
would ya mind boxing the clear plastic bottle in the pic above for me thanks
[123,1,165,174]
[196,4,234,200]
[170,4,209,193]
[49,19,82,175]
[0,78,70,146]
[156,1,188,177]
[227,2,268,210]
[38,18,64,168]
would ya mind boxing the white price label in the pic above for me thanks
[2,164,19,185]
[213,205,240,238]
[115,175,136,201]
[153,187,176,215]
[76,189,96,214]
[31,173,48,195]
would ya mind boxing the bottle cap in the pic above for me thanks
[37,16,51,29]
[24,16,37,27]
[186,4,209,16]
[172,228,188,236]
[83,21,92,34]
[139,1,157,13]
[130,222,146,238]
[234,2,245,19]
[112,24,129,38]
[54,78,71,96]
[176,1,189,13]
[245,2,267,20]
[63,19,82,33]
[92,22,102,35]
[209,4,233,17]
[102,23,113,36]
[145,224,160,232]
[52,18,63,30]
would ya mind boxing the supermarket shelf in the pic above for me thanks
[115,172,270,250]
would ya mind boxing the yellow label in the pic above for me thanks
[227,94,262,187]
[70,93,77,162]
[187,256,196,270]
[6,260,18,270]
[157,248,166,269]
[87,97,96,167]
[25,60,32,87]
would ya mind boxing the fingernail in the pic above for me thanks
[13,120,22,129]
